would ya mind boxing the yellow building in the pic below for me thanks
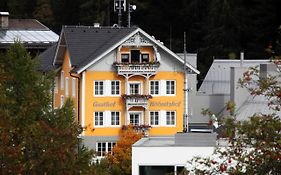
[48,26,199,156]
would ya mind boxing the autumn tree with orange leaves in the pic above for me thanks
[106,125,143,175]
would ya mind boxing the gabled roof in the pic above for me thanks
[53,26,199,74]
[39,44,56,72]
[54,26,137,71]
[0,19,59,48]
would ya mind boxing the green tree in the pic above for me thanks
[0,43,94,174]
[33,0,55,27]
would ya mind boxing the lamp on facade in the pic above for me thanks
[128,3,136,28]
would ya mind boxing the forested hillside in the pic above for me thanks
[2,0,281,81]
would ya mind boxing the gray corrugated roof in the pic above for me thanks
[39,44,56,72]
[199,59,270,94]
[59,26,137,72]
[235,95,281,120]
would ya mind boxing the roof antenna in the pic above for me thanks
[114,0,126,27]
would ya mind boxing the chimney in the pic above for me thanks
[240,51,244,67]
[0,12,9,29]
[93,23,100,28]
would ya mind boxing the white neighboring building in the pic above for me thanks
[132,133,218,175]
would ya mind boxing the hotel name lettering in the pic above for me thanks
[149,101,181,107]
[93,102,116,107]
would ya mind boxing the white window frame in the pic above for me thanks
[65,77,69,97]
[166,80,176,96]
[141,53,150,63]
[111,80,121,96]
[149,80,160,96]
[166,111,176,126]
[60,71,64,90]
[128,81,142,95]
[72,78,76,97]
[60,95,64,108]
[94,81,104,96]
[149,111,159,126]
[111,111,121,126]
[128,111,143,126]
[54,76,58,93]
[96,142,116,157]
[94,111,104,127]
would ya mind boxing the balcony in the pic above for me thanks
[113,62,160,76]
[122,94,152,110]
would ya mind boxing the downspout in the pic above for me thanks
[70,72,80,125]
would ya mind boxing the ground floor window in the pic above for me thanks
[96,142,116,157]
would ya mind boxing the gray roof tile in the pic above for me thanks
[60,26,137,72]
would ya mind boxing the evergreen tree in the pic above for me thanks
[0,43,94,174]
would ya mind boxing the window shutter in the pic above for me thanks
[160,80,166,95]
[104,111,111,127]
[159,110,166,126]
[104,80,111,96]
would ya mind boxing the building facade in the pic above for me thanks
[51,26,199,156]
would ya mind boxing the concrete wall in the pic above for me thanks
[189,93,229,123]
[132,146,215,175]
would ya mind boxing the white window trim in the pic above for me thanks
[65,77,69,97]
[72,78,76,97]
[165,110,176,127]
[149,111,160,127]
[149,80,160,96]
[96,142,116,158]
[128,81,143,95]
[54,76,58,93]
[140,52,150,63]
[165,80,176,96]
[128,111,144,126]
[60,95,64,108]
[94,111,104,128]
[60,71,64,90]
[110,80,121,97]
[110,111,121,127]
[93,81,105,97]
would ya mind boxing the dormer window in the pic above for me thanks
[121,54,129,63]
[141,54,149,63]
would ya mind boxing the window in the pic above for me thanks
[61,71,64,90]
[121,54,129,63]
[111,112,120,126]
[65,77,69,97]
[111,81,120,95]
[94,112,104,126]
[96,142,106,157]
[141,54,149,63]
[129,83,141,95]
[150,81,159,95]
[166,111,175,125]
[131,50,140,63]
[94,81,104,95]
[107,142,116,154]
[166,80,175,95]
[129,113,140,126]
[96,142,116,157]
[72,78,76,97]
[54,76,58,93]
[150,111,159,125]
[60,95,64,108]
